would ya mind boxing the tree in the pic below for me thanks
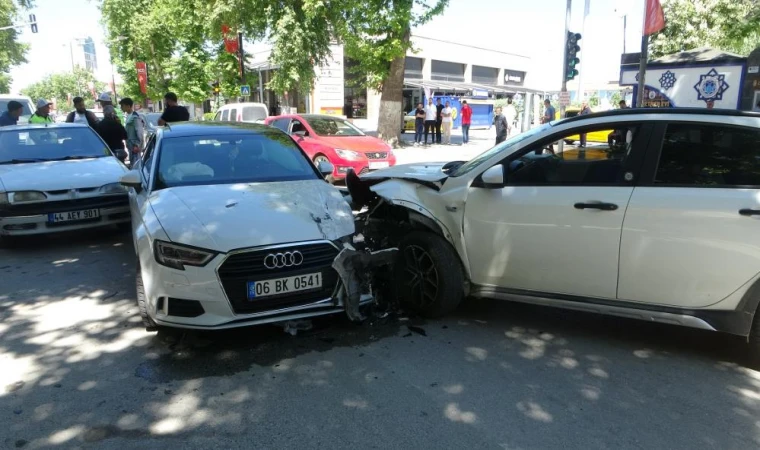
[649,0,759,58]
[21,67,106,109]
[0,0,34,93]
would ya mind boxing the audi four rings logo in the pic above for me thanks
[263,251,304,269]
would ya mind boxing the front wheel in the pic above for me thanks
[394,231,464,318]
[136,262,158,332]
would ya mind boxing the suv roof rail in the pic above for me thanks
[559,107,760,125]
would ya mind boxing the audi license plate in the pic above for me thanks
[369,161,390,170]
[247,272,322,300]
[48,209,100,223]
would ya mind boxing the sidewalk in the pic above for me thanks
[394,127,496,165]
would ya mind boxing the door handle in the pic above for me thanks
[574,202,618,211]
[739,208,760,216]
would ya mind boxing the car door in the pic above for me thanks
[463,121,652,300]
[618,119,760,308]
[128,134,156,241]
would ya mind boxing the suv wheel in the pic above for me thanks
[395,231,464,317]
[135,262,158,331]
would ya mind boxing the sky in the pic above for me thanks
[9,0,650,94]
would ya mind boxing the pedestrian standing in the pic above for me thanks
[158,92,190,125]
[504,97,517,137]
[0,101,23,127]
[423,98,437,145]
[493,106,508,145]
[66,97,99,128]
[441,101,453,145]
[97,105,128,162]
[542,99,555,124]
[460,100,472,144]
[435,98,443,144]
[29,99,54,124]
[414,102,425,146]
[120,97,145,167]
[579,101,591,147]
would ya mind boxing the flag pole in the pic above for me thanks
[636,1,648,108]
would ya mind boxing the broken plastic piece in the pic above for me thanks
[332,244,398,321]
[283,319,313,336]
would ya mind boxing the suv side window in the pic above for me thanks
[507,123,639,186]
[221,110,229,121]
[655,123,760,186]
[230,108,238,122]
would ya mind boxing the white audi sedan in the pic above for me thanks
[0,124,130,244]
[121,122,358,331]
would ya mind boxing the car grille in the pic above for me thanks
[0,195,129,218]
[365,152,388,160]
[217,242,340,314]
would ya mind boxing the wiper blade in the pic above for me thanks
[46,155,97,161]
[0,158,47,165]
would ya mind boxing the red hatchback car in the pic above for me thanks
[265,114,396,181]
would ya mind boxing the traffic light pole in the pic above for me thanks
[560,0,572,120]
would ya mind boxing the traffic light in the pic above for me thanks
[565,31,581,81]
[29,14,37,33]
[212,81,220,96]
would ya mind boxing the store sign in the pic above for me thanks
[471,89,488,98]
[315,44,344,111]
[504,70,525,85]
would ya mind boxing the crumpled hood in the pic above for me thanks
[0,157,127,191]
[150,180,355,253]
[360,162,449,183]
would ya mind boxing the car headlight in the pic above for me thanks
[100,182,127,195]
[154,240,217,271]
[0,193,7,205]
[335,148,363,160]
[10,191,47,203]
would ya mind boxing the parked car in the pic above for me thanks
[0,123,130,244]
[0,95,35,125]
[120,122,373,331]
[265,114,396,182]
[214,102,268,124]
[347,108,760,364]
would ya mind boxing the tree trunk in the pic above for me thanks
[377,31,409,148]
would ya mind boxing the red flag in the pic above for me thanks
[222,24,239,54]
[644,0,665,35]
[135,62,148,95]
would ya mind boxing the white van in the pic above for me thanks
[213,102,268,124]
[0,95,36,125]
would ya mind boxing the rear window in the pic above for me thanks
[0,127,110,164]
[242,106,267,121]
[154,131,319,188]
[0,100,33,116]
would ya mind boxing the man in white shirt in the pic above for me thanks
[65,96,99,128]
[423,98,437,145]
[504,97,518,137]
[441,101,453,145]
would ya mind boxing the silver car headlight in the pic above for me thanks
[100,182,127,195]
[10,191,47,203]
[335,148,363,160]
[154,240,217,271]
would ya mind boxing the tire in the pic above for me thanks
[748,307,760,368]
[135,262,158,331]
[394,231,464,318]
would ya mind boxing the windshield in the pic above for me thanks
[450,123,552,177]
[0,127,110,164]
[155,131,320,188]
[0,100,32,117]
[306,116,365,136]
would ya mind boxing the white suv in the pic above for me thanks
[348,108,760,362]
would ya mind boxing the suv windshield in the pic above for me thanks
[306,116,365,136]
[0,127,110,164]
[450,123,552,177]
[0,99,32,117]
[155,131,319,188]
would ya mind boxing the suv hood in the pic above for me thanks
[0,157,126,192]
[360,162,449,183]
[150,180,354,253]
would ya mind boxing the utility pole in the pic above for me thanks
[576,0,590,105]
[560,0,572,120]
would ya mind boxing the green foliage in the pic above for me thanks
[649,0,760,58]
[0,1,33,93]
[20,67,106,109]
[203,112,216,121]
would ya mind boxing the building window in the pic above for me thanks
[472,65,498,85]
[404,57,423,79]
[344,87,367,119]
[431,60,465,82]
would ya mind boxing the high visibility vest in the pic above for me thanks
[29,114,53,124]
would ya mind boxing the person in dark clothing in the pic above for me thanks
[0,101,23,127]
[435,98,444,144]
[97,106,128,162]
[158,92,190,125]
[414,102,425,145]
[493,107,508,145]
[65,96,100,128]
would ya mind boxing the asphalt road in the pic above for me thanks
[2,230,760,450]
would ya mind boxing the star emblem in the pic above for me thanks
[659,70,676,90]
[693,68,729,102]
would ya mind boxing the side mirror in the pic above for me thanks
[318,160,334,176]
[119,170,143,192]
[481,165,505,187]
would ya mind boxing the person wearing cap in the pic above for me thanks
[30,99,54,124]
[0,101,24,127]
[96,105,128,162]
[157,92,189,126]
[119,97,145,165]
[97,92,125,123]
